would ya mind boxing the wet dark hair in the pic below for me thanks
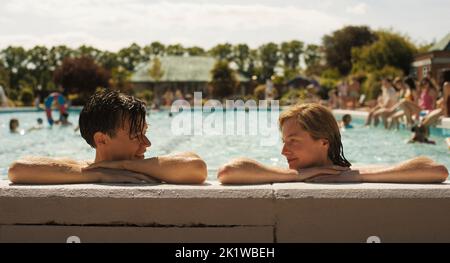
[79,90,147,148]
[411,124,429,143]
[9,118,19,131]
[342,114,352,123]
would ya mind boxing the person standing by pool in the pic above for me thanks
[337,80,349,109]
[8,91,207,185]
[348,77,360,110]
[217,103,448,184]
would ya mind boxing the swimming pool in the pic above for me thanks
[1,109,449,180]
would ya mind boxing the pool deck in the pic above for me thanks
[1,180,449,243]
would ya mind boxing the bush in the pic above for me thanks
[253,85,278,100]
[135,89,153,105]
[280,88,308,105]
[319,78,339,91]
[68,94,87,106]
[320,68,341,80]
[210,60,239,98]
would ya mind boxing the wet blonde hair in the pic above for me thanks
[279,103,351,167]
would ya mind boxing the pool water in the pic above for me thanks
[1,110,449,180]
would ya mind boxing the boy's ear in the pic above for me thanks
[321,138,330,147]
[93,132,109,147]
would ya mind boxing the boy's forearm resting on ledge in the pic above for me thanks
[216,158,350,185]
[217,158,300,185]
[8,154,208,185]
[359,157,448,183]
[8,157,96,184]
[85,152,208,184]
[308,157,449,184]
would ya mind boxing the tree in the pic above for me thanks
[110,66,132,93]
[323,26,378,75]
[259,42,280,81]
[75,45,101,61]
[247,49,261,82]
[117,43,145,71]
[280,40,304,70]
[97,51,120,71]
[209,43,233,60]
[143,42,166,59]
[48,45,74,71]
[53,57,110,104]
[166,44,185,56]
[27,46,53,92]
[304,44,322,68]
[210,60,238,98]
[351,30,418,74]
[0,64,10,97]
[233,44,251,76]
[304,44,325,76]
[186,46,206,56]
[149,57,164,81]
[0,46,29,93]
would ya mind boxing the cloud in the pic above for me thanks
[0,0,447,51]
[346,3,368,15]
[0,0,346,50]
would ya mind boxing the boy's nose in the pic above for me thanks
[281,144,289,156]
[142,136,151,148]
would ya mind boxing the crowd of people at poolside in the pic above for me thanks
[326,75,450,148]
[4,75,450,149]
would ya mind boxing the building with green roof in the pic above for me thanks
[131,56,249,102]
[429,33,450,52]
[412,33,450,82]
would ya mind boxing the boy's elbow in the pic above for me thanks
[8,162,26,184]
[217,158,254,184]
[217,165,232,184]
[184,158,207,184]
[434,165,449,183]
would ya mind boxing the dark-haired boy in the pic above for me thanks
[9,91,207,185]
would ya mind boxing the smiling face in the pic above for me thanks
[79,91,150,163]
[278,103,351,170]
[94,117,151,162]
[281,117,331,170]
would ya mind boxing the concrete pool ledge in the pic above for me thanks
[0,180,450,243]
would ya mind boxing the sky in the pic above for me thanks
[0,0,449,51]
